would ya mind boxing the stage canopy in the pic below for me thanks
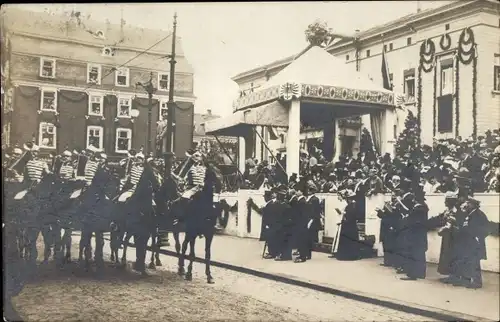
[206,46,395,136]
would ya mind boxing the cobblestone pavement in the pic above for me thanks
[72,232,443,321]
[123,232,498,321]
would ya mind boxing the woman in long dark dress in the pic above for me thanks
[336,190,360,261]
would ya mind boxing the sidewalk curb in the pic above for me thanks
[120,240,492,322]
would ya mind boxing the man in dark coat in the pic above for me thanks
[295,180,321,262]
[427,191,461,282]
[260,187,281,259]
[400,193,429,280]
[454,198,489,288]
[376,195,399,267]
[336,190,360,261]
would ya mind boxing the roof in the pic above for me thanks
[1,6,184,56]
[261,46,392,94]
[193,112,220,136]
[231,0,492,82]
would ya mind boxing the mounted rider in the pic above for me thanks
[117,150,159,274]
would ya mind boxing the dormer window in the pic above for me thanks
[102,46,114,57]
[95,30,105,39]
[40,57,56,78]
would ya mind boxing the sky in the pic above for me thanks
[17,1,451,117]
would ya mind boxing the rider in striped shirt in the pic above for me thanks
[57,150,75,180]
[187,150,206,189]
[25,145,50,184]
[83,149,100,185]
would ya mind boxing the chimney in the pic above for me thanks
[207,109,212,116]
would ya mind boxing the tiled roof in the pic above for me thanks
[1,6,183,56]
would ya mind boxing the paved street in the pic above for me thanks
[88,232,499,321]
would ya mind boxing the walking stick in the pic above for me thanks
[262,240,268,258]
[330,208,343,256]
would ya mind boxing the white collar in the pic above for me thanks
[306,194,315,202]
[297,195,305,201]
[289,195,296,203]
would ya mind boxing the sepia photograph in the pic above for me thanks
[2,1,499,321]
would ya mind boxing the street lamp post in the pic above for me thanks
[163,12,178,179]
[136,71,157,157]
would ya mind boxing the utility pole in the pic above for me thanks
[163,12,177,179]
[136,71,156,157]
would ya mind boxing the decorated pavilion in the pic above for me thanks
[205,45,397,178]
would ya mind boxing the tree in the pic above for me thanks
[394,110,421,160]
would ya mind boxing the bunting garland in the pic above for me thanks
[456,27,478,138]
[418,38,436,142]
[215,199,238,229]
[432,64,437,137]
[439,33,451,51]
[246,198,263,234]
[454,53,460,136]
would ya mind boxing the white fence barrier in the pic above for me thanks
[216,191,499,273]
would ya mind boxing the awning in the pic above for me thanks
[205,100,288,137]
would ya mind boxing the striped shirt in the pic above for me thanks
[26,159,48,182]
[130,165,144,186]
[189,164,206,187]
[59,164,74,180]
[84,160,99,185]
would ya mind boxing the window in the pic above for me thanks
[158,73,169,90]
[494,54,500,92]
[407,37,412,45]
[39,122,56,149]
[389,43,393,51]
[40,88,57,112]
[366,49,371,57]
[117,96,132,118]
[345,54,349,61]
[86,126,104,151]
[404,69,416,102]
[445,23,450,31]
[88,94,104,116]
[40,58,56,78]
[87,64,101,84]
[383,44,387,52]
[115,67,129,87]
[440,60,454,96]
[159,100,168,120]
[437,94,453,133]
[115,128,132,153]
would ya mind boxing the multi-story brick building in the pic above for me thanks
[231,0,500,159]
[1,6,196,158]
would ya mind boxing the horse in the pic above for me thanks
[177,162,223,284]
[113,161,160,274]
[75,165,120,271]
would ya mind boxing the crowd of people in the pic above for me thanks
[240,127,499,289]
[243,128,500,196]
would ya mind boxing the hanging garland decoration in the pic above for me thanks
[432,64,437,137]
[419,39,436,73]
[246,198,263,234]
[439,33,451,51]
[456,27,478,137]
[58,90,87,103]
[215,199,238,229]
[16,86,39,98]
[134,97,158,108]
[418,38,436,140]
[454,53,460,136]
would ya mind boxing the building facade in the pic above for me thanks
[1,6,196,158]
[231,0,500,160]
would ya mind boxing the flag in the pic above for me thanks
[381,48,393,91]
